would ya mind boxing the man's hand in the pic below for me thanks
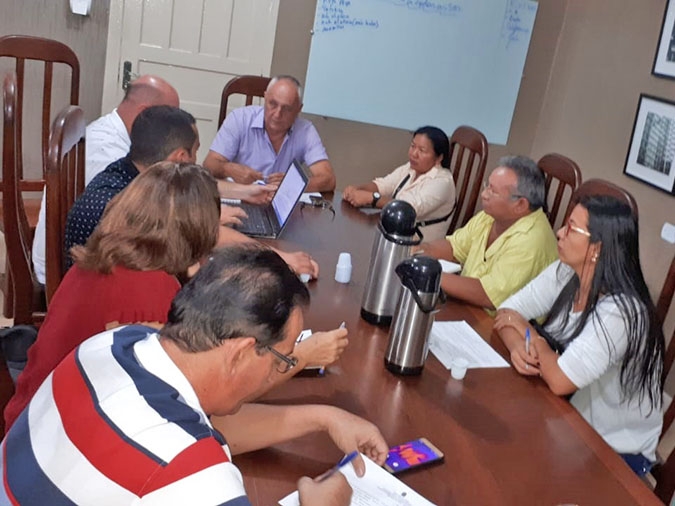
[324,410,388,473]
[277,251,320,278]
[297,473,351,506]
[220,205,247,227]
[240,184,277,205]
[229,162,264,184]
[266,172,285,185]
[294,327,349,367]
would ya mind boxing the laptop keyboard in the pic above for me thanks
[239,203,274,235]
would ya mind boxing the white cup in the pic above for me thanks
[451,357,469,380]
[334,252,352,283]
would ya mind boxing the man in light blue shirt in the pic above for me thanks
[204,75,336,192]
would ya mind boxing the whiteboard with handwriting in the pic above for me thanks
[303,0,538,144]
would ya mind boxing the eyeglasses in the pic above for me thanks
[562,221,591,238]
[264,345,298,374]
[482,181,523,200]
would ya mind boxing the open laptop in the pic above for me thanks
[230,159,309,238]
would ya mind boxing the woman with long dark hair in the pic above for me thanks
[494,194,664,475]
[342,126,455,241]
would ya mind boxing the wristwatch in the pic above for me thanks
[371,191,381,208]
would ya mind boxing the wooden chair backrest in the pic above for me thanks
[446,126,488,233]
[570,179,639,219]
[537,153,582,229]
[218,75,270,126]
[45,105,86,304]
[0,35,79,191]
[2,72,45,325]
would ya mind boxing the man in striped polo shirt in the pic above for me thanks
[0,245,387,505]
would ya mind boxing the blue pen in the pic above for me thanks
[525,328,531,354]
[317,451,359,482]
[319,321,346,376]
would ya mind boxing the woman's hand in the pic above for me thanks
[494,309,531,335]
[220,205,248,227]
[510,344,540,376]
[342,187,373,208]
[294,327,349,367]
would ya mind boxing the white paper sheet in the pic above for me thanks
[278,454,435,506]
[299,192,322,204]
[429,321,509,369]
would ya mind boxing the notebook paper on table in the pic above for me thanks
[429,321,509,369]
[278,453,435,506]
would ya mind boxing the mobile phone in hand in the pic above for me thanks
[383,437,444,474]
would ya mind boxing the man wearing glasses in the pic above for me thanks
[419,155,558,313]
[0,245,386,505]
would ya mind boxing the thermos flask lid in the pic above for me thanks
[380,200,417,237]
[395,256,443,294]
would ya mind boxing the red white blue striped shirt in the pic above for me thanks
[0,325,251,505]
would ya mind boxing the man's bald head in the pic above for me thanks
[117,75,180,133]
[123,75,179,108]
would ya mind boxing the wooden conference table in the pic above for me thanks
[235,193,661,506]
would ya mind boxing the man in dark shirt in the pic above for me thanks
[63,105,319,277]
[64,105,199,265]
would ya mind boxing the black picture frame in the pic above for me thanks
[623,94,675,195]
[653,0,675,79]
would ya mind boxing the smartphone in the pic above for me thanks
[383,438,444,474]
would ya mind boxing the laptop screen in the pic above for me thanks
[271,161,308,225]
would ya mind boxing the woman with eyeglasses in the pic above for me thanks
[494,194,664,476]
[342,126,455,241]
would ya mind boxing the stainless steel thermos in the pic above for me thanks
[385,255,442,375]
[361,200,423,325]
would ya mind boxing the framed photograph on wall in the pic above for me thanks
[624,94,675,195]
[653,0,675,79]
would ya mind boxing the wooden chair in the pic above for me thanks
[2,72,46,326]
[651,254,675,503]
[446,126,488,233]
[570,179,639,219]
[45,105,85,304]
[218,75,271,126]
[537,153,582,229]
[0,35,80,191]
[0,35,80,317]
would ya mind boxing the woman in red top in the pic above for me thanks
[4,162,221,431]
[5,162,349,432]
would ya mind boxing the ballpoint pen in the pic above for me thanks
[319,321,346,376]
[317,451,359,482]
[525,327,531,355]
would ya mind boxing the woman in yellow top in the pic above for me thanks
[342,126,456,241]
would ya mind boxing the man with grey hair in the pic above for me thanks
[1,245,386,504]
[420,155,557,312]
[204,75,336,192]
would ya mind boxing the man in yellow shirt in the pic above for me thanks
[420,156,558,311]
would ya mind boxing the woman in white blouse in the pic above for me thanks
[494,194,664,476]
[342,126,456,241]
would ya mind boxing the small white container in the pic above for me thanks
[334,252,352,283]
[451,357,469,380]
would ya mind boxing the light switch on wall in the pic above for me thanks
[662,222,675,244]
[69,0,91,16]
